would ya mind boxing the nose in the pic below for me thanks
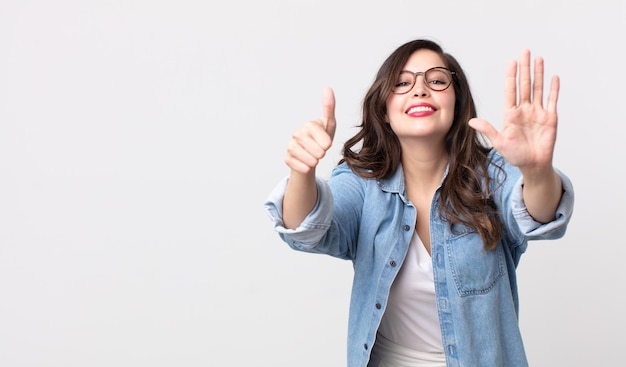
[411,74,429,97]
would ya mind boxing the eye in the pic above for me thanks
[395,74,414,88]
[426,69,451,86]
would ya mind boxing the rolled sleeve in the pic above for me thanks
[510,168,575,240]
[263,176,334,249]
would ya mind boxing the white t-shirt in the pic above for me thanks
[377,231,444,353]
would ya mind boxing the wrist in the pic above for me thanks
[520,165,556,184]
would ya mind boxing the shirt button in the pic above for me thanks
[448,344,456,356]
[375,303,381,309]
[389,260,397,267]
[364,343,368,350]
[403,224,410,231]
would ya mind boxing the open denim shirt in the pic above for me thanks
[264,150,574,367]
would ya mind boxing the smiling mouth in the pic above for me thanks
[406,106,436,114]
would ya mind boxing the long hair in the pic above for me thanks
[339,39,503,250]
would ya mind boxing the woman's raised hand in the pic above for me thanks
[285,87,337,174]
[469,49,560,171]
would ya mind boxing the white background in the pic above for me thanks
[1,0,624,366]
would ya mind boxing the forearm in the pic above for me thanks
[282,169,318,229]
[521,166,563,223]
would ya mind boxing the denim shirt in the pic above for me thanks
[264,151,575,367]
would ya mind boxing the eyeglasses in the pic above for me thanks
[392,67,456,94]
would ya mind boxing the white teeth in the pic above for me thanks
[408,106,434,114]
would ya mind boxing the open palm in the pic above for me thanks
[469,49,560,170]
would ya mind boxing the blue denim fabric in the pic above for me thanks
[264,150,574,367]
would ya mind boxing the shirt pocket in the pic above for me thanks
[445,226,505,297]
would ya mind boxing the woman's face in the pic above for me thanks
[385,49,456,144]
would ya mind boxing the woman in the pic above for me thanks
[264,39,574,367]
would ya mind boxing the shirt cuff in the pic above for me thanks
[510,168,575,240]
[263,176,334,247]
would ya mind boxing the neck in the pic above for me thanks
[401,142,449,192]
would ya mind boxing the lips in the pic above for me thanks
[405,103,437,116]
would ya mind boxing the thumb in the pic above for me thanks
[468,117,498,145]
[322,87,336,140]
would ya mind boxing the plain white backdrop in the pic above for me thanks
[0,0,624,366]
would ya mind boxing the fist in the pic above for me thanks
[284,87,336,174]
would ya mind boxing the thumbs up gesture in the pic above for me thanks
[285,87,337,174]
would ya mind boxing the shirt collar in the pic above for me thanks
[377,162,450,195]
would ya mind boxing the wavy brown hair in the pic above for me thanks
[339,39,504,250]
